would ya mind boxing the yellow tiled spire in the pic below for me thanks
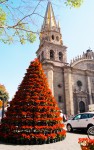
[42,1,57,29]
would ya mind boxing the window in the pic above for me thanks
[52,35,54,40]
[50,50,54,60]
[58,84,62,88]
[59,52,63,61]
[77,80,82,91]
[58,96,62,103]
[81,114,88,119]
[88,114,94,118]
[77,80,82,87]
[73,114,81,120]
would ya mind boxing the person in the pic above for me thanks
[60,110,67,122]
[63,114,67,122]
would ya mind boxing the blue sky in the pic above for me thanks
[1,0,94,100]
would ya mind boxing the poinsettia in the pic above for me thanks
[78,138,94,150]
[0,59,66,144]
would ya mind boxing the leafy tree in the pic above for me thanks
[0,84,9,108]
[65,0,83,8]
[0,59,66,144]
[0,84,9,102]
[0,0,38,44]
[0,0,83,44]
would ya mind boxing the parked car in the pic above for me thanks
[66,112,94,133]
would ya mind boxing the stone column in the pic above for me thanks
[43,64,54,95]
[47,68,54,95]
[64,67,74,115]
[87,76,92,104]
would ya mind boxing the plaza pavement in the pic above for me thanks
[0,132,88,150]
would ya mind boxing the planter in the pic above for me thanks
[81,146,90,150]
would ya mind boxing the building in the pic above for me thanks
[36,2,94,116]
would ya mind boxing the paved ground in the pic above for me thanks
[0,131,88,150]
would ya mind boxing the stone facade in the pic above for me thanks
[36,2,94,116]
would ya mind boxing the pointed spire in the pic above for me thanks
[42,2,57,30]
[58,21,60,28]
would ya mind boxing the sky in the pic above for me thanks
[1,0,94,101]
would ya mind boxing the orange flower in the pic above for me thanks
[21,134,30,139]
[78,138,94,148]
[58,130,66,136]
[47,133,56,139]
[22,112,27,115]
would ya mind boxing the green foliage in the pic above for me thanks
[0,91,9,102]
[27,32,36,43]
[0,7,6,35]
[0,0,6,3]
[0,22,36,44]
[0,0,84,44]
[0,5,36,44]
[0,85,9,102]
[0,7,6,26]
[65,0,83,8]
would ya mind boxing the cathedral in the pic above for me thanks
[36,2,94,116]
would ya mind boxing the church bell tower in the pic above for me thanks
[36,2,67,109]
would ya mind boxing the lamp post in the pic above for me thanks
[2,98,5,119]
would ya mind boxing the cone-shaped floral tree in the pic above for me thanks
[0,59,66,144]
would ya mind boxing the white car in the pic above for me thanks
[66,112,94,132]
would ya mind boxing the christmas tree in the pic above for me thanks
[0,59,66,144]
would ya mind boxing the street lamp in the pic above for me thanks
[2,98,5,119]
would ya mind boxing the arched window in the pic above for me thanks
[41,51,44,61]
[77,80,82,91]
[50,50,54,60]
[59,52,63,61]
[52,35,54,40]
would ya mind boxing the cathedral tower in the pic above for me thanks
[36,2,94,115]
[36,2,67,110]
